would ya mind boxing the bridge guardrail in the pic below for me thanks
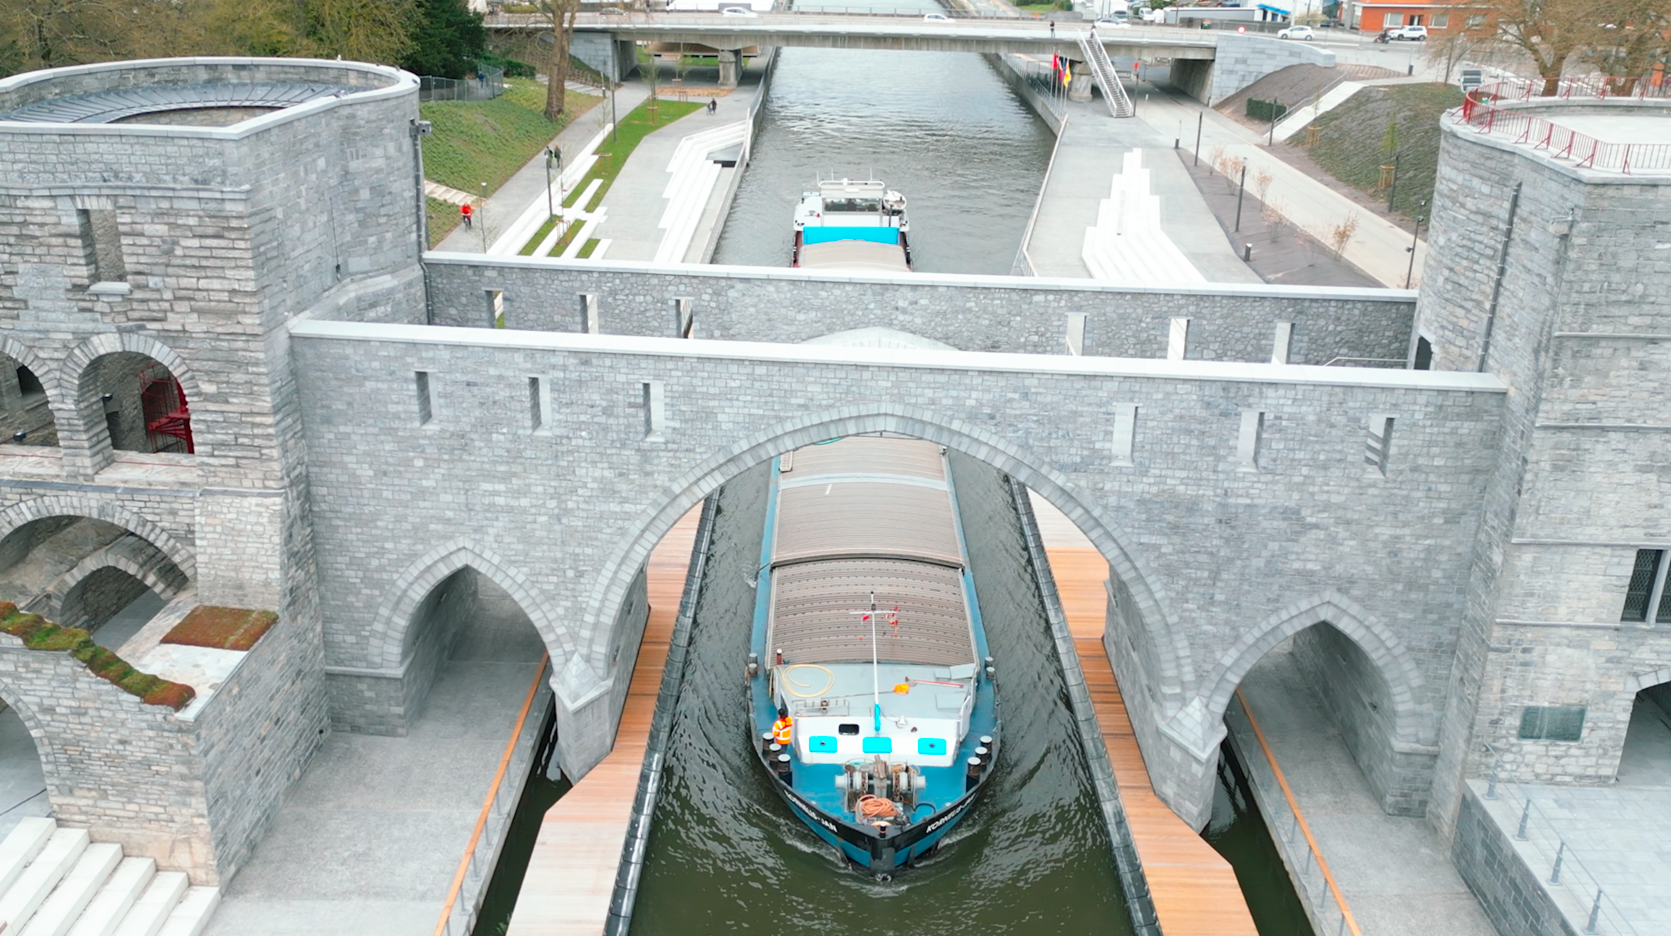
[1456,81,1671,174]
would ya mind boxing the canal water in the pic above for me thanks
[712,11,1055,274]
[628,454,1134,934]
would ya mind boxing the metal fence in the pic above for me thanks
[419,64,506,102]
[1018,58,1068,119]
[1456,76,1671,174]
[1480,770,1645,936]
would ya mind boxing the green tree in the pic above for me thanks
[400,0,485,79]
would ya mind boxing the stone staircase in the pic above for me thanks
[0,819,217,936]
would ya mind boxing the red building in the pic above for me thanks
[1350,1,1496,34]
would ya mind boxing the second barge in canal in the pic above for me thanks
[748,436,999,875]
[791,178,912,272]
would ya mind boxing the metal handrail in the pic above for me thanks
[431,653,551,936]
[1321,357,1407,368]
[1237,690,1365,936]
[1077,32,1133,118]
[1481,771,1645,936]
[1012,112,1068,276]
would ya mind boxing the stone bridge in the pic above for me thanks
[1,56,1667,893]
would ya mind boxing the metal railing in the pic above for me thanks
[419,65,506,102]
[1480,770,1645,936]
[1321,356,1407,368]
[1018,58,1068,119]
[1235,690,1365,936]
[1078,32,1134,118]
[1455,76,1671,175]
[431,654,552,936]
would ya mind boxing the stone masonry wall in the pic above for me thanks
[1208,34,1335,106]
[0,639,214,874]
[1451,785,1578,936]
[291,324,1504,820]
[1294,623,1436,815]
[419,256,1415,365]
[1417,109,1671,833]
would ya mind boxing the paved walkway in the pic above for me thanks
[1025,95,1262,283]
[1231,644,1497,936]
[1469,696,1671,933]
[203,594,546,936]
[1131,74,1427,288]
[435,84,649,254]
[589,77,759,262]
[506,506,700,936]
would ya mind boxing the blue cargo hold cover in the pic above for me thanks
[803,226,899,246]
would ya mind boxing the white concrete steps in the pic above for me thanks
[0,828,89,930]
[0,819,56,896]
[67,857,154,936]
[155,888,217,936]
[1081,149,1206,285]
[654,120,746,264]
[21,842,122,936]
[0,823,216,936]
[112,873,187,936]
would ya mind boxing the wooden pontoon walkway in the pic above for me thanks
[506,506,701,936]
[1030,495,1259,936]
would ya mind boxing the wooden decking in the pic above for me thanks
[1031,495,1258,936]
[506,506,701,936]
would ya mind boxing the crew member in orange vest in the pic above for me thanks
[772,706,793,747]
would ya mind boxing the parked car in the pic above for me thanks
[1277,25,1314,40]
[1388,24,1427,40]
[923,12,949,21]
[721,5,758,15]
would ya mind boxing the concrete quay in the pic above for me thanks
[203,601,550,936]
[1228,646,1498,936]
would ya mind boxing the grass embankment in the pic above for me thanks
[1307,83,1464,220]
[517,97,703,256]
[420,81,601,246]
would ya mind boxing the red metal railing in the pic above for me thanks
[1454,75,1671,175]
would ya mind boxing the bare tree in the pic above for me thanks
[537,0,580,120]
[1487,0,1593,95]
[1585,1,1671,94]
[1425,23,1477,84]
[1329,211,1361,258]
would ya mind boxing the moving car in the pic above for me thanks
[924,12,949,21]
[721,5,759,15]
[1277,24,1314,40]
[1389,24,1428,40]
[1094,17,1131,29]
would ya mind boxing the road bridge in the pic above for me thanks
[497,13,1218,60]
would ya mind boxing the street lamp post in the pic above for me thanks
[479,182,488,252]
[544,147,557,219]
[1404,199,1426,289]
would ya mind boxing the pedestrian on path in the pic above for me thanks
[708,98,717,115]
[461,202,473,230]
[1048,19,1054,37]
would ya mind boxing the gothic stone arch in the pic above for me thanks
[0,496,197,582]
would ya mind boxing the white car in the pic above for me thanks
[720,5,758,15]
[1277,25,1314,40]
[924,12,949,21]
[1093,18,1131,29]
[1389,24,1427,40]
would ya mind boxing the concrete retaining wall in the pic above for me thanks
[1208,35,1334,105]
[419,256,1416,365]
